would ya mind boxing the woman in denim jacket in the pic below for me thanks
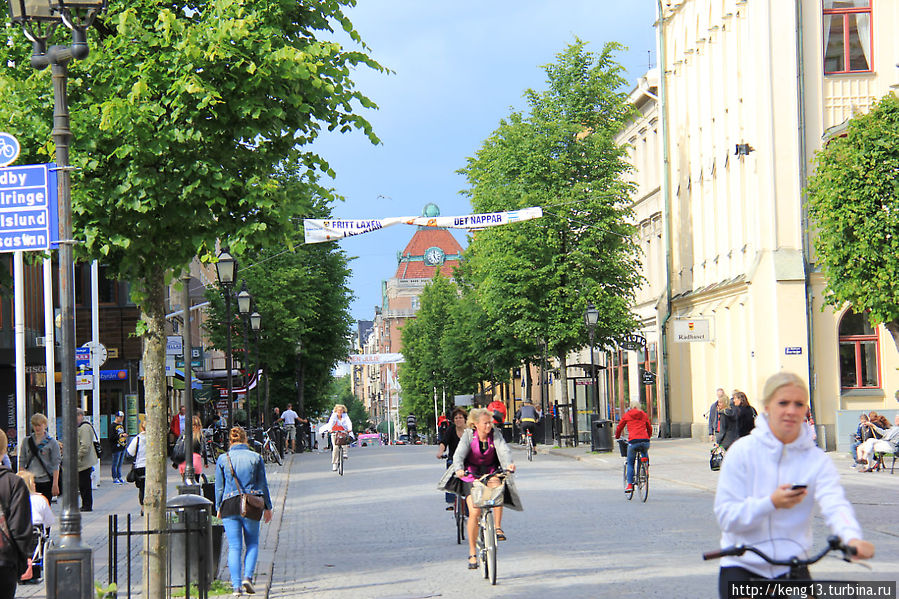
[215,427,273,596]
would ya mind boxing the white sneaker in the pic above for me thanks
[332,464,337,471]
[242,579,255,594]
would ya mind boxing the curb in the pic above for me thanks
[260,453,294,599]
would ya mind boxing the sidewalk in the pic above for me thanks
[527,436,898,538]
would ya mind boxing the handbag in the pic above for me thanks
[126,437,139,483]
[709,445,724,471]
[226,453,265,521]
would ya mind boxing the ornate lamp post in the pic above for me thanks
[249,311,261,426]
[179,271,198,492]
[236,282,251,425]
[6,0,107,596]
[584,302,600,418]
[215,250,236,430]
[295,339,304,417]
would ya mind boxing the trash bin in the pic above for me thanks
[501,423,513,443]
[591,417,613,452]
[167,493,214,591]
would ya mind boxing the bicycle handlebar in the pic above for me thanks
[703,535,856,565]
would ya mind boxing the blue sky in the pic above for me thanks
[311,1,658,322]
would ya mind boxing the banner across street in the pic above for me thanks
[303,206,543,244]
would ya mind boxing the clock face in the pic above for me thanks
[424,247,445,266]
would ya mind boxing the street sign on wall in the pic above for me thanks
[672,319,712,343]
[0,163,58,252]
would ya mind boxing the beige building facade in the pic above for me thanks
[617,0,899,446]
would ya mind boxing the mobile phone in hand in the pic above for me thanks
[791,484,807,490]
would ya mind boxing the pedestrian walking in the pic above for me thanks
[16,413,60,504]
[707,388,727,443]
[0,429,33,599]
[76,408,99,512]
[281,404,300,454]
[125,419,147,512]
[215,427,273,596]
[111,411,128,484]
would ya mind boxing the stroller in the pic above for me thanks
[21,524,51,583]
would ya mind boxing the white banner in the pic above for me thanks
[303,207,543,244]
[348,353,405,365]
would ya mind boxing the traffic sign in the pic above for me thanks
[0,163,58,252]
[75,346,91,369]
[0,133,20,167]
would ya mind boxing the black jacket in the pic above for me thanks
[716,408,739,450]
[0,467,32,575]
[736,405,757,437]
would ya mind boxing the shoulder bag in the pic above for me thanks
[27,436,53,481]
[80,421,102,459]
[225,453,264,521]
[126,437,139,483]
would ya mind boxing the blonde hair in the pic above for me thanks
[0,429,6,456]
[467,408,490,428]
[761,372,808,407]
[17,470,36,494]
[31,413,48,428]
[229,426,248,445]
[333,404,347,413]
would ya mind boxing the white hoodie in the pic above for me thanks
[714,413,863,578]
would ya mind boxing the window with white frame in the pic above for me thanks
[823,0,872,74]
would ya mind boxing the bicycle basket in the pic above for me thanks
[470,480,505,508]
[617,439,628,458]
[335,431,350,446]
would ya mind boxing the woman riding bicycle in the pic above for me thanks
[614,400,652,494]
[438,407,521,570]
[318,404,353,472]
[714,372,873,598]
[437,407,469,510]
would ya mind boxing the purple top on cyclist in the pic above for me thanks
[457,434,498,482]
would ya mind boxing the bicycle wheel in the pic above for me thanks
[477,523,488,579]
[455,497,464,544]
[639,458,649,502]
[623,462,634,500]
[485,510,497,585]
[338,449,344,476]
[527,437,533,462]
[271,443,283,466]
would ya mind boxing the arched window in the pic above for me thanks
[838,310,880,389]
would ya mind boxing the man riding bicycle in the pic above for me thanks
[514,400,541,446]
[615,400,652,493]
[406,413,418,443]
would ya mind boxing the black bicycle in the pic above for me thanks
[619,440,649,502]
[440,454,467,544]
[703,535,862,599]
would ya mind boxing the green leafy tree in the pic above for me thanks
[807,92,899,348]
[0,1,382,591]
[458,40,642,436]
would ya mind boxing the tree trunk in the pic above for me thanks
[523,360,532,404]
[886,320,899,354]
[140,267,168,599]
[558,353,572,446]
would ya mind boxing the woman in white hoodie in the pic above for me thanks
[714,372,874,597]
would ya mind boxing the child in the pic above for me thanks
[16,470,54,582]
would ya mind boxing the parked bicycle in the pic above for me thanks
[703,535,865,599]
[472,469,508,585]
[619,439,649,502]
[261,427,282,466]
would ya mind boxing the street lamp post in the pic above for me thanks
[584,302,600,418]
[179,271,197,493]
[6,0,107,596]
[250,311,261,427]
[295,339,304,416]
[237,282,251,426]
[215,250,236,430]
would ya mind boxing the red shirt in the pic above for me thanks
[615,408,652,441]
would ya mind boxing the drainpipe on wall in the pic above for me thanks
[656,0,674,438]
[795,0,819,426]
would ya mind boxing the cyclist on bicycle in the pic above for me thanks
[437,407,521,570]
[406,413,418,443]
[614,400,652,494]
[513,400,541,446]
[318,404,353,472]
[437,408,468,510]
[714,372,873,598]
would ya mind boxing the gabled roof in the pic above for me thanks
[395,228,464,279]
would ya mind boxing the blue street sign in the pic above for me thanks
[0,163,58,252]
[0,133,20,167]
[75,346,91,369]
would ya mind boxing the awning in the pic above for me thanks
[172,369,202,390]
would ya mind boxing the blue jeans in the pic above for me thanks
[111,449,125,481]
[626,441,650,485]
[223,515,261,590]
